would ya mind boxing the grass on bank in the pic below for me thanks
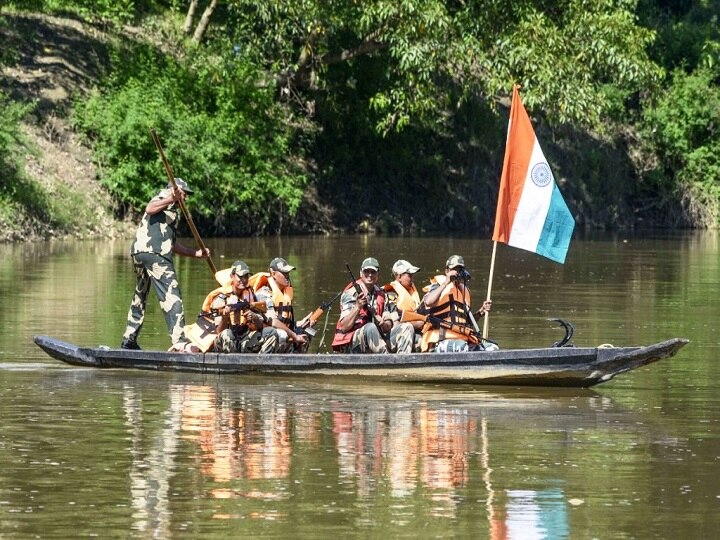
[0,90,112,241]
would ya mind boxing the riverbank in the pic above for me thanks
[0,12,131,242]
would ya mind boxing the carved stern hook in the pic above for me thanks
[548,318,574,348]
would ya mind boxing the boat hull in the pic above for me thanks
[33,335,689,387]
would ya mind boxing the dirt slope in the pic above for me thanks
[1,12,131,241]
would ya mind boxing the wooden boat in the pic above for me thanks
[33,335,688,388]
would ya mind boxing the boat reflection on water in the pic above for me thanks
[124,385,183,536]
[180,385,293,485]
[118,376,617,537]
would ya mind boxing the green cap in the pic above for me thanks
[169,177,193,193]
[361,257,380,271]
[269,257,295,272]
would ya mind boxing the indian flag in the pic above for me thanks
[492,86,575,264]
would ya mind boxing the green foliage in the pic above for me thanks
[637,0,720,75]
[640,68,720,226]
[73,40,306,234]
[493,1,662,125]
[4,0,175,24]
[0,91,36,206]
[3,1,719,235]
[224,0,662,133]
[0,91,91,235]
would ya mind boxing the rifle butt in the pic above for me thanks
[308,307,324,324]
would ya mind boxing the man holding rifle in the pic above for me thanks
[121,178,210,353]
[419,255,492,353]
[331,257,414,354]
[206,260,279,353]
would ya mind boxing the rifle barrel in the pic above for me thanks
[321,289,344,310]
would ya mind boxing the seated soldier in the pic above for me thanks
[215,304,278,354]
[250,257,314,353]
[332,257,415,354]
[187,260,279,353]
[384,259,424,352]
[420,255,492,353]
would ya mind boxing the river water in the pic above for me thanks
[1,233,718,538]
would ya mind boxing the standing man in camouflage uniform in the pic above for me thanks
[121,178,210,352]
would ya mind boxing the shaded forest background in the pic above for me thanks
[0,0,718,241]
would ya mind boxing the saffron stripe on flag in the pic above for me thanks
[491,90,535,244]
[491,85,575,264]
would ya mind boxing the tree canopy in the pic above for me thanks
[2,0,718,234]
[210,0,662,132]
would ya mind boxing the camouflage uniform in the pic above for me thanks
[213,302,279,354]
[347,320,416,354]
[337,288,416,354]
[422,262,481,353]
[385,286,423,352]
[214,327,279,353]
[122,189,190,348]
[253,257,308,353]
[253,283,295,352]
[434,339,474,353]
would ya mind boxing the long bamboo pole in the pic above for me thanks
[150,128,217,276]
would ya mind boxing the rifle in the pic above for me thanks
[200,300,267,319]
[299,289,343,337]
[345,263,382,328]
[190,300,267,353]
[400,310,497,347]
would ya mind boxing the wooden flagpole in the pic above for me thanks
[482,241,498,339]
[150,128,217,276]
[482,85,518,340]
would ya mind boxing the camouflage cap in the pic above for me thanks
[361,257,380,271]
[445,255,465,269]
[168,177,193,193]
[269,257,295,272]
[230,260,250,277]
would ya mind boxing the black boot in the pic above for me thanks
[121,338,141,350]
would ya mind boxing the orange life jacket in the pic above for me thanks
[186,286,258,352]
[385,280,421,312]
[332,280,386,350]
[249,272,295,327]
[420,275,472,352]
[202,285,231,313]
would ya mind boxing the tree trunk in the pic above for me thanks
[183,0,199,36]
[192,0,218,43]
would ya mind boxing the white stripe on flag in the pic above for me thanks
[508,140,553,253]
